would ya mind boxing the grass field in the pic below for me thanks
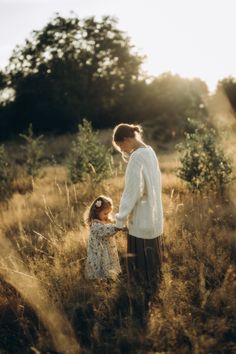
[0,130,236,354]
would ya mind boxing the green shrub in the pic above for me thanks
[176,119,233,193]
[67,119,114,183]
[19,124,45,177]
[0,145,14,200]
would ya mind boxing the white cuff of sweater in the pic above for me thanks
[115,215,125,229]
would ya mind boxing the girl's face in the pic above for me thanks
[98,207,112,222]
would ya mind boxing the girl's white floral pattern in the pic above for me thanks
[85,220,121,279]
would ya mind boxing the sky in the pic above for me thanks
[0,0,235,92]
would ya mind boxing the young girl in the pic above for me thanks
[84,195,122,280]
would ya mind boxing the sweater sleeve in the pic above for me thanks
[115,155,143,228]
[91,222,118,237]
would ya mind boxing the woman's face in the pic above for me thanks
[98,207,112,222]
[116,138,133,154]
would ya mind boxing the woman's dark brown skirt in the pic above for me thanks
[127,234,163,294]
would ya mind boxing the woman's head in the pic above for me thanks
[112,123,144,154]
[85,195,113,225]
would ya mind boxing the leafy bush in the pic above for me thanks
[176,119,233,193]
[0,145,14,200]
[67,119,114,183]
[20,124,45,177]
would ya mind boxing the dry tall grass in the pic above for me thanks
[0,133,235,353]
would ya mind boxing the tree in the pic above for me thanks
[67,119,113,183]
[19,124,45,177]
[142,73,209,141]
[217,76,236,113]
[2,14,143,136]
[176,119,233,193]
[0,144,14,200]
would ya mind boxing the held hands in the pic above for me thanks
[115,226,129,233]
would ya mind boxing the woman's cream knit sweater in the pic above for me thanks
[115,145,163,239]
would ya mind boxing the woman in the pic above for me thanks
[112,123,164,294]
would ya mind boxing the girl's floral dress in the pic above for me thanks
[85,219,121,280]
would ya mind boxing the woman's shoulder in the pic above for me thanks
[130,145,155,161]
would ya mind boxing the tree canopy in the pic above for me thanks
[217,76,236,113]
[144,73,209,140]
[1,14,143,137]
[1,13,230,142]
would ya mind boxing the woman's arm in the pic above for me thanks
[116,156,143,228]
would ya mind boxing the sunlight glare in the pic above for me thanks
[117,0,236,92]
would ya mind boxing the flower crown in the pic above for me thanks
[95,200,102,208]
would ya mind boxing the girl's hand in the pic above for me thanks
[115,226,129,232]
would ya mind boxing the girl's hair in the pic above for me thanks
[112,123,143,145]
[84,195,113,226]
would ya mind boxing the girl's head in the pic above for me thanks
[112,123,143,154]
[85,195,113,225]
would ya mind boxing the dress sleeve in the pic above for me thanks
[91,222,118,237]
[115,155,143,228]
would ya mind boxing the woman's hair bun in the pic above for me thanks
[133,125,143,134]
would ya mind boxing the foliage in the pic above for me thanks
[1,14,235,143]
[143,73,209,141]
[19,124,45,177]
[176,119,233,192]
[0,15,213,142]
[0,15,143,137]
[0,144,13,200]
[217,76,236,113]
[67,119,114,183]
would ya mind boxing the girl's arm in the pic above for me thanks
[91,222,118,237]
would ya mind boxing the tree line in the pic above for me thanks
[0,14,235,141]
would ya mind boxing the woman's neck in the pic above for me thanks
[131,139,146,152]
